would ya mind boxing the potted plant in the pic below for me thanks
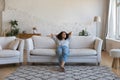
[79,28,89,36]
[6,20,19,36]
[32,27,37,34]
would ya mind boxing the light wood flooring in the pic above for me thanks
[0,51,120,80]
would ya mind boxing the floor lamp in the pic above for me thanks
[94,16,101,37]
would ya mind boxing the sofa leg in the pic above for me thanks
[27,62,32,65]
[32,63,36,65]
[27,62,30,65]
[97,62,100,66]
[20,63,23,66]
[15,63,21,66]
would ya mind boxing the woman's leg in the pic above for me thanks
[56,46,62,65]
[56,46,66,72]
[61,46,70,68]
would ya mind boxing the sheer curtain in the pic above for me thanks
[107,0,116,38]
[0,0,5,36]
[0,0,5,12]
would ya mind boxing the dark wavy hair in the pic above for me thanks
[56,31,69,40]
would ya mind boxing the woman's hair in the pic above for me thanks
[56,31,69,40]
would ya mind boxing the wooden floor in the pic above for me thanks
[0,51,120,80]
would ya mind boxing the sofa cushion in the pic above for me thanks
[70,36,95,49]
[0,45,2,50]
[30,49,96,57]
[32,36,56,49]
[0,36,16,49]
[30,49,56,56]
[0,50,20,58]
[69,49,97,56]
[7,39,19,50]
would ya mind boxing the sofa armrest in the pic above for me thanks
[94,37,103,63]
[26,38,34,51]
[94,38,103,53]
[18,39,24,62]
[26,38,34,62]
[18,39,24,51]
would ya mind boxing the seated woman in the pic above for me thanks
[49,31,72,72]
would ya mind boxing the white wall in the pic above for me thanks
[2,0,108,36]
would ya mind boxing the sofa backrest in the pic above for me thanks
[32,36,56,49]
[32,36,96,49]
[70,36,95,49]
[0,36,16,49]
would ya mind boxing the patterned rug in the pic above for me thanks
[5,65,120,80]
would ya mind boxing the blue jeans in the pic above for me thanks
[56,46,70,63]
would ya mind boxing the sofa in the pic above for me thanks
[0,36,24,64]
[26,36,103,65]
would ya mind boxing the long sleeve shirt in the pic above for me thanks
[52,36,71,47]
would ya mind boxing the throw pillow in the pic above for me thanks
[0,45,2,50]
[7,39,19,50]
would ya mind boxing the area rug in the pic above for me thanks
[5,65,120,80]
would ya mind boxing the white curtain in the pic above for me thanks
[0,0,5,12]
[0,0,5,36]
[107,0,116,38]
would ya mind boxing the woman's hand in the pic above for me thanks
[50,33,54,37]
[47,33,55,37]
[68,31,72,36]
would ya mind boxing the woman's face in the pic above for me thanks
[62,32,66,39]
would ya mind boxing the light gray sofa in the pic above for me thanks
[0,36,24,64]
[26,36,103,65]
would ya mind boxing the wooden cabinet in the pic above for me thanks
[17,33,41,39]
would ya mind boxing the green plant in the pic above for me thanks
[6,20,19,36]
[79,28,89,36]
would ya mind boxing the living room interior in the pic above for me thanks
[0,0,120,80]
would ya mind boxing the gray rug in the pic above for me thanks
[5,65,120,80]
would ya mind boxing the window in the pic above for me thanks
[116,0,120,39]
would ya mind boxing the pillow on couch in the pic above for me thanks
[7,39,19,50]
[0,45,2,50]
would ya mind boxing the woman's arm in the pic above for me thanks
[68,31,72,40]
[47,33,57,41]
[47,33,53,37]
[68,31,72,37]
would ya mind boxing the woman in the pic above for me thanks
[50,31,72,72]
